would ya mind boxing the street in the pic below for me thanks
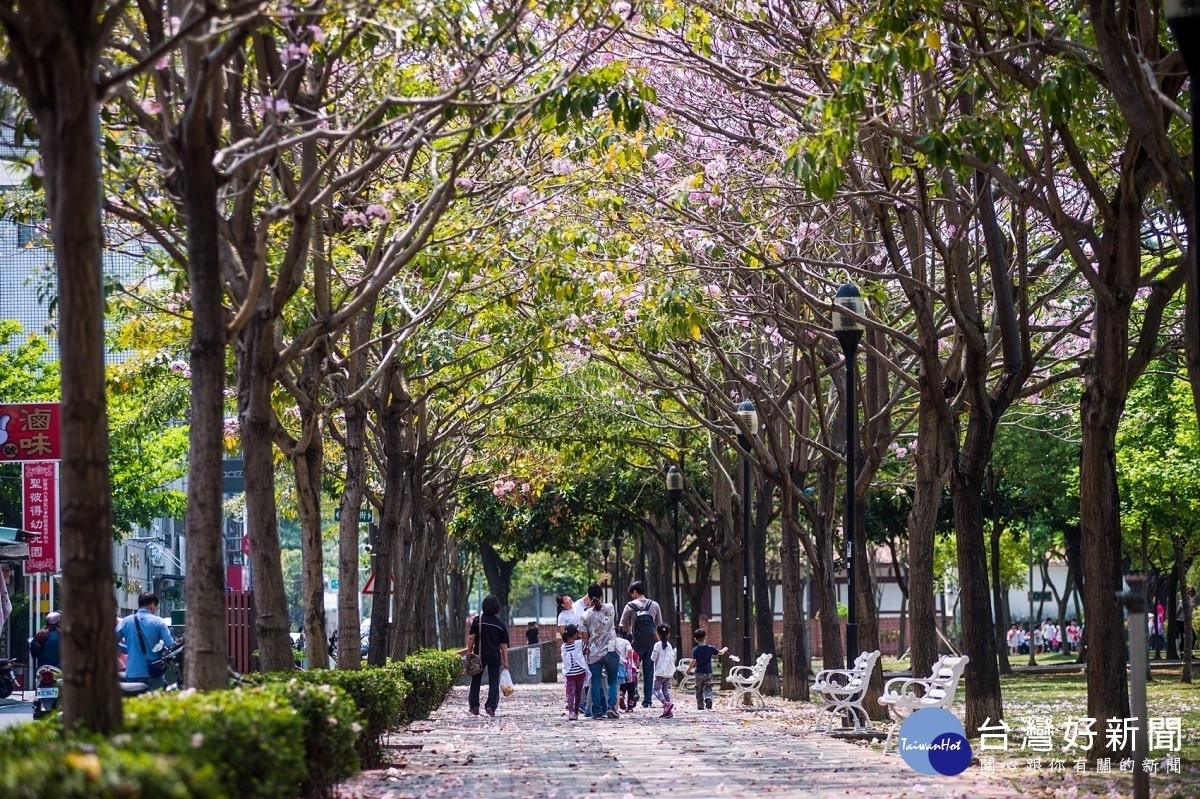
[0,698,31,729]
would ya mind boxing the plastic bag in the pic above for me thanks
[499,668,515,697]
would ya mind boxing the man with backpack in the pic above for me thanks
[620,581,663,708]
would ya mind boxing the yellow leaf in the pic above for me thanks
[925,30,941,50]
[690,323,701,340]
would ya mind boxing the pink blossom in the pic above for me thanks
[454,175,474,190]
[652,152,676,170]
[688,191,707,204]
[612,1,631,15]
[745,373,757,385]
[365,203,392,222]
[945,224,958,239]
[624,308,639,322]
[281,42,310,62]
[140,99,162,115]
[307,24,325,43]
[379,189,395,202]
[707,194,725,208]
[768,327,784,347]
[507,185,531,205]
[606,327,620,342]
[550,157,574,176]
[703,283,722,299]
[31,160,43,177]
[341,210,368,227]
[704,155,729,177]
[169,360,188,372]
[262,96,291,115]
[895,447,908,458]
[597,270,616,283]
[156,55,170,70]
[565,314,581,332]
[596,288,614,302]
[223,418,240,437]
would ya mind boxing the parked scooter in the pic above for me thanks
[0,658,18,699]
[32,665,62,720]
[117,641,185,696]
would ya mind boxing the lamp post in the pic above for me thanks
[832,282,865,662]
[615,534,625,620]
[736,399,758,667]
[1118,576,1150,799]
[667,465,684,653]
[602,539,611,604]
[1167,0,1200,325]
[1028,532,1037,667]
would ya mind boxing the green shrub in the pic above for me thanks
[0,724,222,799]
[121,685,307,799]
[270,679,360,799]
[255,668,408,769]
[387,649,462,723]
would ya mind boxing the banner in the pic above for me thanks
[0,403,61,462]
[23,461,57,573]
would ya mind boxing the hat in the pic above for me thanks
[46,612,62,626]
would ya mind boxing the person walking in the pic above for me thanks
[650,625,676,718]
[580,583,620,719]
[685,629,728,711]
[30,611,62,669]
[560,624,588,720]
[619,581,663,708]
[116,593,175,689]
[463,595,509,717]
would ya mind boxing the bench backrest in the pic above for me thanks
[753,653,773,675]
[845,650,881,689]
[923,655,969,703]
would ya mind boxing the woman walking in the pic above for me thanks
[463,595,509,717]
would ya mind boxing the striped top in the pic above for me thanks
[560,639,588,676]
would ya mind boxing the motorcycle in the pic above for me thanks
[0,658,17,699]
[118,641,185,698]
[32,665,62,720]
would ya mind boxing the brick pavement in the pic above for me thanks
[339,684,1024,799]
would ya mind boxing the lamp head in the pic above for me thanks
[831,283,867,333]
[666,465,684,500]
[735,400,758,436]
[602,539,611,558]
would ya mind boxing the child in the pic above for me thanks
[560,624,588,720]
[614,627,640,712]
[685,629,728,710]
[650,624,676,718]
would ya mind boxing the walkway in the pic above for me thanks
[339,685,1017,799]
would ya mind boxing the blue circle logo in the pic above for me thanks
[896,708,972,776]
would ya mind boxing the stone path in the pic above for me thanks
[339,684,1021,799]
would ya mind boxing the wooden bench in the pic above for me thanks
[878,654,970,749]
[726,653,773,709]
[811,649,881,732]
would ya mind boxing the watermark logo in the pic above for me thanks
[897,707,973,776]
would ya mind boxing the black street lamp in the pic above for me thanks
[1167,0,1200,326]
[832,282,866,663]
[602,538,612,604]
[667,465,684,652]
[614,534,625,620]
[736,399,758,667]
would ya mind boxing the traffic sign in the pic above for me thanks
[361,571,393,595]
[334,507,373,523]
[330,578,340,590]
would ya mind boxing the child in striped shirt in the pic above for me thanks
[560,624,588,720]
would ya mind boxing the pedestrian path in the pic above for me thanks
[338,684,1019,799]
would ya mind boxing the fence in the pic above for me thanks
[226,590,257,674]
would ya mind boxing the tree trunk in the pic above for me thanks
[717,544,743,688]
[179,18,230,691]
[951,462,1005,735]
[34,29,122,732]
[753,479,778,694]
[237,313,293,672]
[780,514,808,700]
[1174,540,1192,684]
[854,496,886,719]
[815,458,844,669]
[338,397,367,670]
[908,400,948,680]
[989,515,1012,676]
[293,413,328,669]
[479,542,516,626]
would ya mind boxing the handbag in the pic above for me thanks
[133,615,166,680]
[462,617,483,676]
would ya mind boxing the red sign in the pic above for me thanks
[23,462,57,574]
[0,403,61,462]
[361,571,393,595]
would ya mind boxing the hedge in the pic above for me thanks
[386,648,463,723]
[0,649,460,798]
[0,724,223,799]
[249,667,408,769]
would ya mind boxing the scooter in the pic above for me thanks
[0,658,17,699]
[118,641,185,697]
[32,665,62,720]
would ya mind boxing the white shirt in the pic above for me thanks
[557,595,587,628]
[561,639,588,676]
[651,641,677,678]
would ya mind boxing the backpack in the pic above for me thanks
[632,599,658,650]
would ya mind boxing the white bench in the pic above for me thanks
[811,649,881,732]
[675,658,695,691]
[878,654,970,749]
[727,653,773,709]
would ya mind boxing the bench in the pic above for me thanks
[727,653,773,708]
[811,649,881,732]
[878,654,970,749]
[674,658,695,691]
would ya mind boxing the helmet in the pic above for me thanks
[46,612,61,626]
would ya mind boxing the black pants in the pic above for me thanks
[635,646,654,705]
[469,663,500,712]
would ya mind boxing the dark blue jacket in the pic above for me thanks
[31,628,60,668]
